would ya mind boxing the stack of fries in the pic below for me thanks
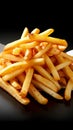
[0,27,73,105]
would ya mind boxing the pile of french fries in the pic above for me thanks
[0,27,73,105]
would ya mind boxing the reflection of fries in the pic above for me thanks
[0,26,73,105]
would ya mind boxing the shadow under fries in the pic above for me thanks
[0,86,73,123]
[0,88,73,130]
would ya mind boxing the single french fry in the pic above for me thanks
[28,58,45,66]
[29,33,68,47]
[0,77,30,105]
[0,53,24,62]
[56,61,71,71]
[3,36,32,51]
[64,79,73,101]
[2,68,25,81]
[29,83,48,105]
[20,41,39,49]
[31,28,40,34]
[44,54,60,80]
[21,27,29,38]
[0,61,28,76]
[32,79,63,100]
[39,28,54,37]
[20,68,34,97]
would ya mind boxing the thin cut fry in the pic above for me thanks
[64,79,73,101]
[39,28,54,37]
[0,61,28,76]
[20,41,39,49]
[33,43,51,58]
[20,68,34,97]
[3,36,32,51]
[2,68,25,81]
[44,54,60,80]
[0,53,24,62]
[56,61,71,70]
[29,33,68,47]
[31,28,40,34]
[21,27,29,38]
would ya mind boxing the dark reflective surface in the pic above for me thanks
[0,86,73,122]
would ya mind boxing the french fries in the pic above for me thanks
[0,26,73,106]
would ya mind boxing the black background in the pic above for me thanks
[0,1,73,127]
[0,1,73,44]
